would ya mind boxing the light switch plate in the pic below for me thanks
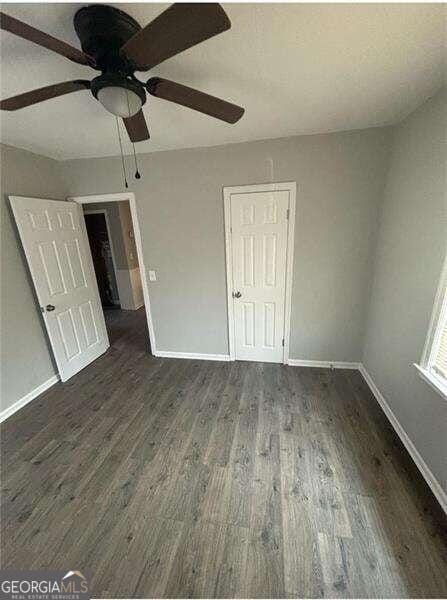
[148,270,157,282]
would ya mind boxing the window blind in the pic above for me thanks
[433,314,447,381]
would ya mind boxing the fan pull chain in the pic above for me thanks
[115,117,128,189]
[126,88,142,180]
[132,142,141,180]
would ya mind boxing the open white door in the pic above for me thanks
[10,196,109,381]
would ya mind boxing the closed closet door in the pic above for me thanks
[230,190,290,362]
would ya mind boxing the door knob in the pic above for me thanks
[233,291,242,298]
[46,304,55,312]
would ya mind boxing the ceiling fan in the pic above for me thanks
[0,4,245,143]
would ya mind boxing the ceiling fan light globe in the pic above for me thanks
[97,86,142,117]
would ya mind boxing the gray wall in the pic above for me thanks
[363,88,447,491]
[1,144,67,412]
[62,127,392,358]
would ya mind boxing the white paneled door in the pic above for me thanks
[229,188,292,362]
[10,196,109,381]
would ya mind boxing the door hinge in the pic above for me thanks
[282,338,284,347]
[286,208,290,220]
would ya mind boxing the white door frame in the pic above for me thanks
[83,208,120,304]
[223,181,297,364]
[69,192,157,355]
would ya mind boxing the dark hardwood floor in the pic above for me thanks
[1,308,446,598]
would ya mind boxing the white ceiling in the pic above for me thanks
[0,3,445,160]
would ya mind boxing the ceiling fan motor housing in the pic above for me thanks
[74,5,141,73]
[74,5,147,114]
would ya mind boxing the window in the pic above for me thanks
[432,304,447,380]
[416,253,447,400]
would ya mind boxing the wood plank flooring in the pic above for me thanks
[1,308,446,598]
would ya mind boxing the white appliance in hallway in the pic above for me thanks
[10,196,109,381]
[226,184,295,363]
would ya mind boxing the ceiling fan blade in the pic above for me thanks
[120,3,230,71]
[123,111,150,142]
[147,77,244,124]
[0,12,94,66]
[0,80,91,111]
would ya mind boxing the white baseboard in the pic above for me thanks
[0,374,60,424]
[287,359,361,369]
[154,350,231,362]
[359,364,447,514]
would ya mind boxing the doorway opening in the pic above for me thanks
[84,211,120,309]
[83,201,146,347]
[71,193,156,355]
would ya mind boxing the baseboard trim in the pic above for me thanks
[154,351,231,362]
[359,364,447,514]
[287,359,361,369]
[0,374,60,424]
